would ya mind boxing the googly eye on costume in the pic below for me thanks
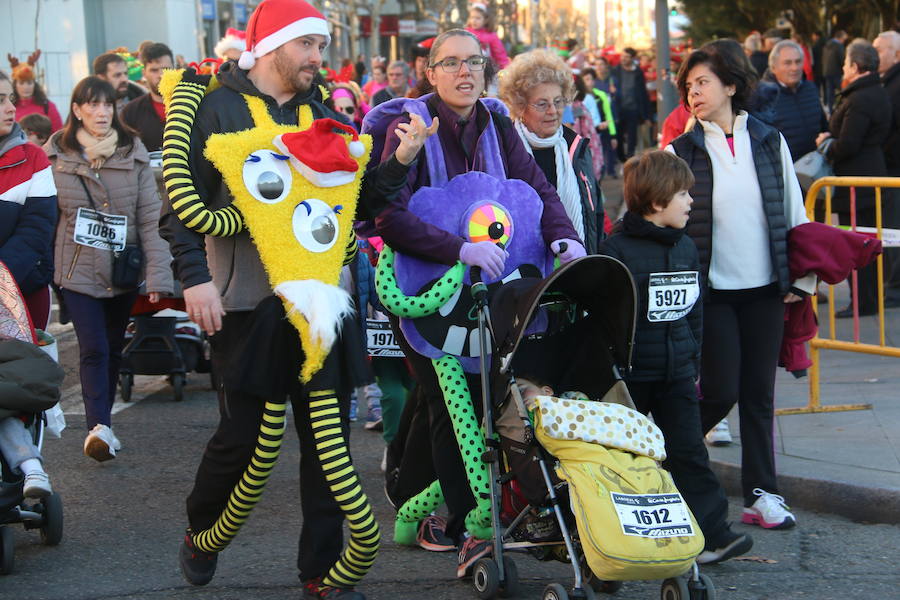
[292,198,340,252]
[243,151,293,204]
[467,202,512,247]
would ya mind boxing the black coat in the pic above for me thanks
[764,76,828,160]
[826,72,892,213]
[600,212,702,383]
[532,126,605,254]
[120,93,165,152]
[882,62,900,174]
[822,39,845,78]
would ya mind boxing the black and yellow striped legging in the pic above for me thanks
[190,391,379,588]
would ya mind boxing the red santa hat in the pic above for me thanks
[273,119,366,188]
[214,28,246,59]
[238,0,331,70]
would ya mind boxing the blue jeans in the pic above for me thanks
[60,289,137,430]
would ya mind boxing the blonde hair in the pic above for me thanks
[498,49,575,120]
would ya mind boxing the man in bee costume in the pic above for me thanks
[158,1,427,597]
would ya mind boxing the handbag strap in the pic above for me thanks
[77,175,98,210]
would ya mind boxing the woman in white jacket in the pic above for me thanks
[667,48,815,532]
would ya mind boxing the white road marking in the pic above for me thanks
[60,375,172,415]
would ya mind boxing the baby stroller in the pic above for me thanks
[468,255,715,600]
[119,308,211,402]
[0,413,64,574]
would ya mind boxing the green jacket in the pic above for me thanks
[592,89,617,136]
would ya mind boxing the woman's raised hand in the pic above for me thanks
[394,114,439,166]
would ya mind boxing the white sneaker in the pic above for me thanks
[705,419,732,446]
[84,424,118,462]
[742,488,797,529]
[23,471,52,498]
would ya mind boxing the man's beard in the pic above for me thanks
[273,48,314,94]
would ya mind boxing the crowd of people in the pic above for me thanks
[2,0,900,598]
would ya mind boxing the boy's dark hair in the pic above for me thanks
[623,150,695,216]
[676,48,755,113]
[92,53,126,77]
[19,113,52,143]
[139,42,173,65]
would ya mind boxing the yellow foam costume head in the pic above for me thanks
[161,68,371,382]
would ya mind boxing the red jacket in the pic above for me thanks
[780,222,882,374]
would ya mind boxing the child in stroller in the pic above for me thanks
[470,255,714,600]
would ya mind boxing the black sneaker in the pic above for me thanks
[416,514,455,552]
[302,578,366,599]
[179,532,218,586]
[696,530,753,565]
[457,536,492,578]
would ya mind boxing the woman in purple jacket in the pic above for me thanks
[372,28,583,578]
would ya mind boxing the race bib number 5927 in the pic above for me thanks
[647,271,699,322]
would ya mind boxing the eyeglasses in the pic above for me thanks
[429,55,487,73]
[338,105,356,115]
[528,98,567,113]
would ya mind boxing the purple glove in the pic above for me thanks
[459,241,507,280]
[551,239,586,264]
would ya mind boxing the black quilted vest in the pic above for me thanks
[670,115,790,296]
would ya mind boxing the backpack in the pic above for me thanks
[534,397,704,581]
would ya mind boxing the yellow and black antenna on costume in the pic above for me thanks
[160,68,379,589]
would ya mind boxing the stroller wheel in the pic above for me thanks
[472,557,500,599]
[498,555,519,598]
[39,493,63,546]
[580,554,622,595]
[0,526,14,575]
[688,574,716,600]
[660,577,690,600]
[172,373,185,402]
[543,583,569,600]
[119,373,133,403]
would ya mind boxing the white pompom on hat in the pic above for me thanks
[214,27,246,59]
[237,0,331,70]
[273,118,366,188]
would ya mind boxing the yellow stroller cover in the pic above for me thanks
[534,397,704,581]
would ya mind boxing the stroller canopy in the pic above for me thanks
[488,255,636,397]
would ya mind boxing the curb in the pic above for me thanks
[710,458,900,525]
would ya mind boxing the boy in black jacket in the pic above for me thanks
[600,151,752,564]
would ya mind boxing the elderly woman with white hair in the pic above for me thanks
[498,49,606,253]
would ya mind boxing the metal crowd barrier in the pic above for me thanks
[777,176,900,416]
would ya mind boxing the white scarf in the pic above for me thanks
[514,120,584,240]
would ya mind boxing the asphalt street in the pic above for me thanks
[3,364,899,600]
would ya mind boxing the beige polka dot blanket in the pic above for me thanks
[533,396,666,461]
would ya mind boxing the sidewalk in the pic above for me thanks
[708,286,900,524]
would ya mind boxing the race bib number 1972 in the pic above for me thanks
[647,271,699,322]
[611,492,695,538]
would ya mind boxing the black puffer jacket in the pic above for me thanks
[600,211,702,382]
[826,72,892,213]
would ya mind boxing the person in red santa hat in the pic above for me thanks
[160,0,437,598]
[214,27,246,62]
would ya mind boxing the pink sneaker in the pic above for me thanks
[742,488,796,529]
